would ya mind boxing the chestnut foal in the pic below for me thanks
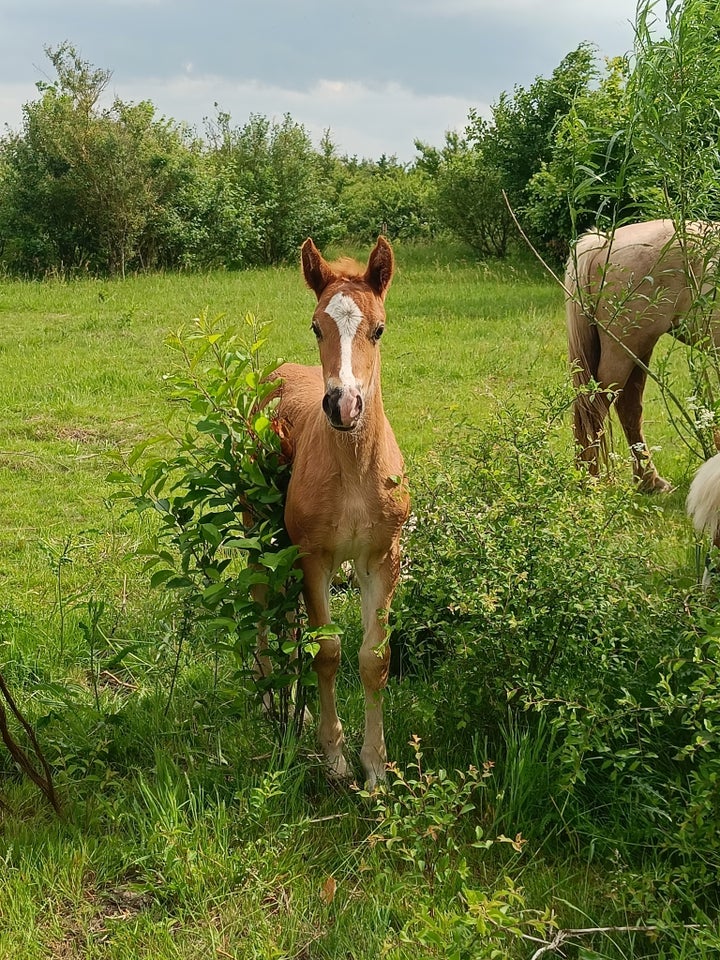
[272,236,409,787]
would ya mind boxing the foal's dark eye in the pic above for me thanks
[311,321,322,340]
[371,325,385,342]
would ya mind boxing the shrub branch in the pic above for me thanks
[0,672,61,815]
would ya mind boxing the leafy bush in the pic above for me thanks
[204,111,340,264]
[362,736,552,959]
[0,44,206,276]
[109,312,320,743]
[415,137,512,258]
[390,390,720,901]
[393,395,683,730]
[337,159,436,243]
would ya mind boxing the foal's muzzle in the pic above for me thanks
[323,386,363,430]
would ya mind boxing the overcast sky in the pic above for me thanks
[0,0,643,161]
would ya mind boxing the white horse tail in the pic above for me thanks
[565,240,608,469]
[687,453,720,546]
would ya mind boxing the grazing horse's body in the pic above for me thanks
[566,218,720,491]
[271,237,409,787]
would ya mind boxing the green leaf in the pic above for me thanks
[149,568,175,588]
[202,582,229,603]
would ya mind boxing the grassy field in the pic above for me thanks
[0,241,716,959]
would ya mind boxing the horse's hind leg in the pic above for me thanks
[355,547,400,789]
[613,351,671,493]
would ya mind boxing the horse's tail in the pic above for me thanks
[565,243,608,470]
[687,453,720,547]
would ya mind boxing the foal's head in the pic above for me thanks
[301,236,394,431]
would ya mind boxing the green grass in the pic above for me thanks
[0,240,716,958]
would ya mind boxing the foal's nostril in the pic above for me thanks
[322,393,332,418]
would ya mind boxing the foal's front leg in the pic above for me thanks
[355,547,401,788]
[301,555,351,780]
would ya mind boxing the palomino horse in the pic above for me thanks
[270,236,409,787]
[566,219,720,491]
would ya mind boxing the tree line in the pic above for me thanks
[0,1,718,277]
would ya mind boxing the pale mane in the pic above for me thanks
[328,256,364,278]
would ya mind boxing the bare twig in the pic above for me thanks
[528,922,701,959]
[0,672,61,815]
[99,670,138,691]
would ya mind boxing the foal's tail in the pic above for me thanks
[687,453,720,548]
[565,245,608,471]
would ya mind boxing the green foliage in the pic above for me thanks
[385,878,555,960]
[108,311,316,742]
[363,736,555,959]
[0,49,343,275]
[416,134,513,257]
[533,0,720,249]
[0,43,205,276]
[524,56,638,259]
[549,613,720,894]
[391,392,720,901]
[336,157,436,243]
[629,0,720,222]
[481,43,598,223]
[360,735,497,896]
[204,111,340,264]
[394,393,684,733]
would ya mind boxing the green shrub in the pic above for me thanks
[390,392,720,902]
[109,312,320,745]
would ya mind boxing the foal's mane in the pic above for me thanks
[328,256,365,279]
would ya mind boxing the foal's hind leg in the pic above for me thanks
[354,547,401,788]
[613,351,671,493]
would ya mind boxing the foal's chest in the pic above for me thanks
[287,465,403,562]
[331,485,384,552]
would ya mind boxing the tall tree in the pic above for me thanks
[478,43,598,225]
[0,44,203,275]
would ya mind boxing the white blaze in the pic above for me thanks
[325,292,363,386]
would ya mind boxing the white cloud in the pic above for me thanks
[111,73,488,160]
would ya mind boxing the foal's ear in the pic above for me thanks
[364,236,394,300]
[301,238,335,299]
